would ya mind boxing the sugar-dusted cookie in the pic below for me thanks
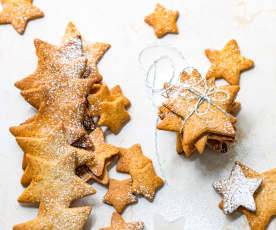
[205,39,254,85]
[63,22,110,82]
[117,144,151,173]
[87,128,119,176]
[15,123,95,186]
[100,212,144,230]
[10,77,94,143]
[213,162,262,214]
[163,69,240,145]
[217,162,276,230]
[104,178,138,214]
[13,203,92,230]
[18,153,96,206]
[0,0,44,34]
[117,144,163,201]
[144,3,179,38]
[98,97,131,134]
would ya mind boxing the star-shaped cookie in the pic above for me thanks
[205,39,254,85]
[62,22,110,82]
[163,69,240,145]
[86,128,119,176]
[98,97,131,134]
[15,123,95,186]
[104,178,138,214]
[218,162,276,230]
[13,204,92,230]
[213,163,262,214]
[18,153,96,207]
[100,212,144,230]
[144,3,179,38]
[117,144,163,201]
[10,77,93,143]
[0,0,44,34]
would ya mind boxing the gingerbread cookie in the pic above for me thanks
[205,39,254,85]
[98,97,131,134]
[145,3,179,38]
[213,162,262,214]
[13,203,92,230]
[0,0,44,34]
[217,162,276,230]
[117,144,163,201]
[104,178,138,213]
[15,123,95,186]
[87,128,119,176]
[100,212,144,230]
[18,153,96,206]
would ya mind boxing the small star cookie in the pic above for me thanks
[117,144,163,201]
[205,39,254,85]
[100,212,144,230]
[144,3,179,38]
[87,128,119,177]
[104,178,138,214]
[98,97,131,134]
[0,0,44,34]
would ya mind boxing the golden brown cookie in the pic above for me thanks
[100,212,144,230]
[104,178,138,214]
[87,128,119,176]
[163,69,240,145]
[13,203,92,230]
[15,123,95,186]
[10,77,94,143]
[205,39,254,85]
[117,144,163,201]
[98,97,131,134]
[218,162,276,230]
[18,153,96,207]
[144,3,179,38]
[63,22,110,82]
[117,144,151,173]
[88,84,130,117]
[0,0,44,34]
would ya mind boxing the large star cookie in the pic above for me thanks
[0,0,44,34]
[145,3,179,38]
[18,153,96,207]
[205,39,254,85]
[218,162,276,230]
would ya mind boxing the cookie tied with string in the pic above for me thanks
[0,0,44,34]
[157,69,240,156]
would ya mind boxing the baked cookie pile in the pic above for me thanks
[10,22,163,229]
[157,40,254,156]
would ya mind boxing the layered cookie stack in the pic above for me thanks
[157,40,254,156]
[10,22,162,229]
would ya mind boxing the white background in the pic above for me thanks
[1,0,276,229]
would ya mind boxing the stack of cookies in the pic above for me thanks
[157,40,254,157]
[10,22,163,230]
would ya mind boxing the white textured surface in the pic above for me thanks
[1,0,276,229]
